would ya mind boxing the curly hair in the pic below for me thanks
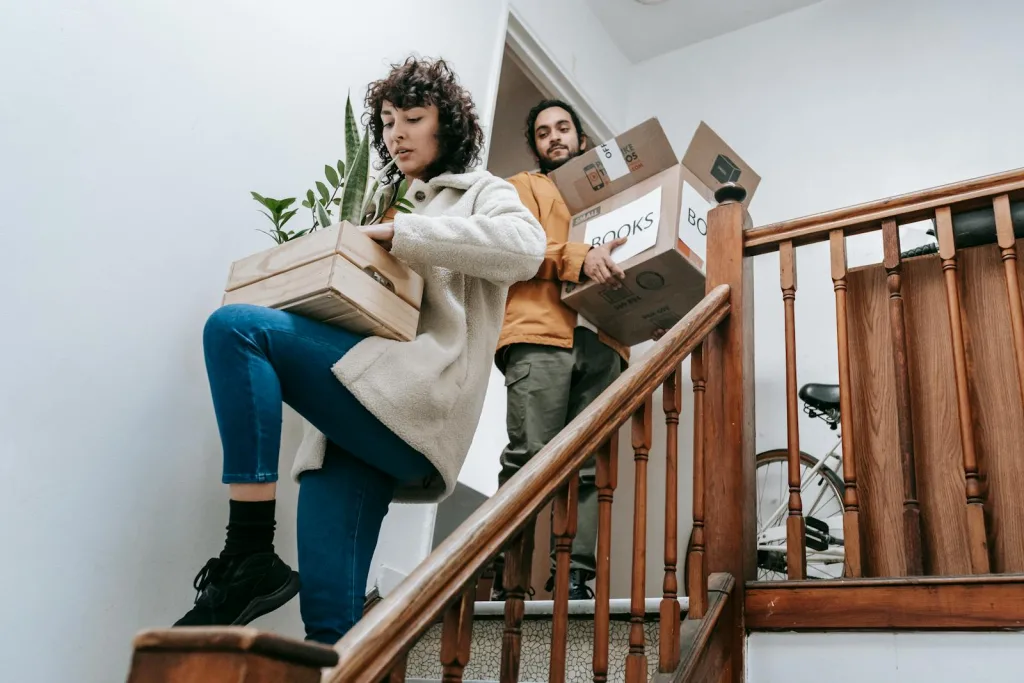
[364,57,484,186]
[524,98,587,159]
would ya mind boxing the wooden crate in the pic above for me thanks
[224,221,423,341]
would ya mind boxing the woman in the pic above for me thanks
[173,57,545,644]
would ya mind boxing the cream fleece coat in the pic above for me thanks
[291,170,546,502]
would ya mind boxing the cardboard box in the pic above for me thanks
[552,119,759,346]
[223,222,423,341]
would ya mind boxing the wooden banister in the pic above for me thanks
[744,167,1024,255]
[324,285,732,683]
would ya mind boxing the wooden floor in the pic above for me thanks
[847,241,1024,576]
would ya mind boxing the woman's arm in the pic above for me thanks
[388,177,546,283]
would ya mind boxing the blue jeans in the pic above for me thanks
[203,303,436,644]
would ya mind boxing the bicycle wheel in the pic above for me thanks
[682,449,846,593]
[754,449,845,581]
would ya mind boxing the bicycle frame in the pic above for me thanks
[756,433,844,544]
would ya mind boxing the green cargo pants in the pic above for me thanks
[498,327,623,579]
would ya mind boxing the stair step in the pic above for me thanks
[406,598,685,683]
[407,680,542,683]
[472,596,687,618]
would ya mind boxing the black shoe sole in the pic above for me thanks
[232,571,301,626]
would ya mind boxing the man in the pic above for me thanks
[492,99,631,600]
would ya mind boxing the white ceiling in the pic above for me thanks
[586,0,826,63]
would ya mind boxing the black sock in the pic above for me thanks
[221,499,276,557]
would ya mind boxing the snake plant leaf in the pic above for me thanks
[340,127,369,224]
[316,200,332,229]
[344,92,359,173]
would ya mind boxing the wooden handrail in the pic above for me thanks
[745,167,1024,255]
[324,284,732,683]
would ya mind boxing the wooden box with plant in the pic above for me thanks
[223,95,422,341]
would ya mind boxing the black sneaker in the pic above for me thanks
[545,569,595,600]
[173,552,300,627]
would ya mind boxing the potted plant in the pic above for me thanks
[222,94,423,342]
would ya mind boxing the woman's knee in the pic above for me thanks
[203,304,268,346]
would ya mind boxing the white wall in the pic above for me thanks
[0,1,510,681]
[626,0,1024,466]
[510,0,633,134]
[749,632,1024,683]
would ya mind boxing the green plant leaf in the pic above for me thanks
[316,200,332,229]
[316,181,331,204]
[301,200,311,209]
[306,189,315,205]
[250,191,270,208]
[279,209,298,227]
[344,92,359,173]
[337,160,345,179]
[256,227,283,243]
[332,198,342,205]
[340,127,370,224]
[324,164,340,189]
[253,193,282,214]
[258,209,276,225]
[292,229,310,239]
[278,197,296,210]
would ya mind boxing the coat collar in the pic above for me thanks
[407,169,493,193]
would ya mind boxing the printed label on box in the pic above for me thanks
[679,180,713,264]
[596,139,630,181]
[583,186,662,264]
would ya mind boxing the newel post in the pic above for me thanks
[701,183,755,683]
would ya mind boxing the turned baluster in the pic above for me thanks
[882,220,924,575]
[659,365,682,671]
[780,242,807,579]
[593,434,619,683]
[499,520,536,683]
[687,344,708,618]
[625,395,653,683]
[993,195,1024,418]
[549,474,579,683]
[934,208,990,574]
[829,230,863,577]
[440,586,475,683]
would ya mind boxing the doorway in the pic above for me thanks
[486,10,614,181]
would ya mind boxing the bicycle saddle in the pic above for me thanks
[799,383,840,411]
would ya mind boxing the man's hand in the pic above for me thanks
[582,237,627,288]
[360,223,395,251]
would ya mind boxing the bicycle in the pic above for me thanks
[684,382,847,586]
[753,383,846,580]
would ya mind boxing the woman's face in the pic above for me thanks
[381,100,440,182]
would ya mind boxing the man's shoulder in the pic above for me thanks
[507,170,560,197]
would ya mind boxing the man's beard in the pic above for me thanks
[539,145,581,174]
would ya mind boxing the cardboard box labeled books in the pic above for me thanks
[551,118,759,346]
[223,222,424,341]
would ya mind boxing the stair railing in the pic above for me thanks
[324,286,734,680]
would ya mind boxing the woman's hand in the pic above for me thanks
[360,223,395,251]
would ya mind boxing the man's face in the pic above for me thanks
[533,106,586,173]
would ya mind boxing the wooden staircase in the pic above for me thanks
[127,168,1024,683]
